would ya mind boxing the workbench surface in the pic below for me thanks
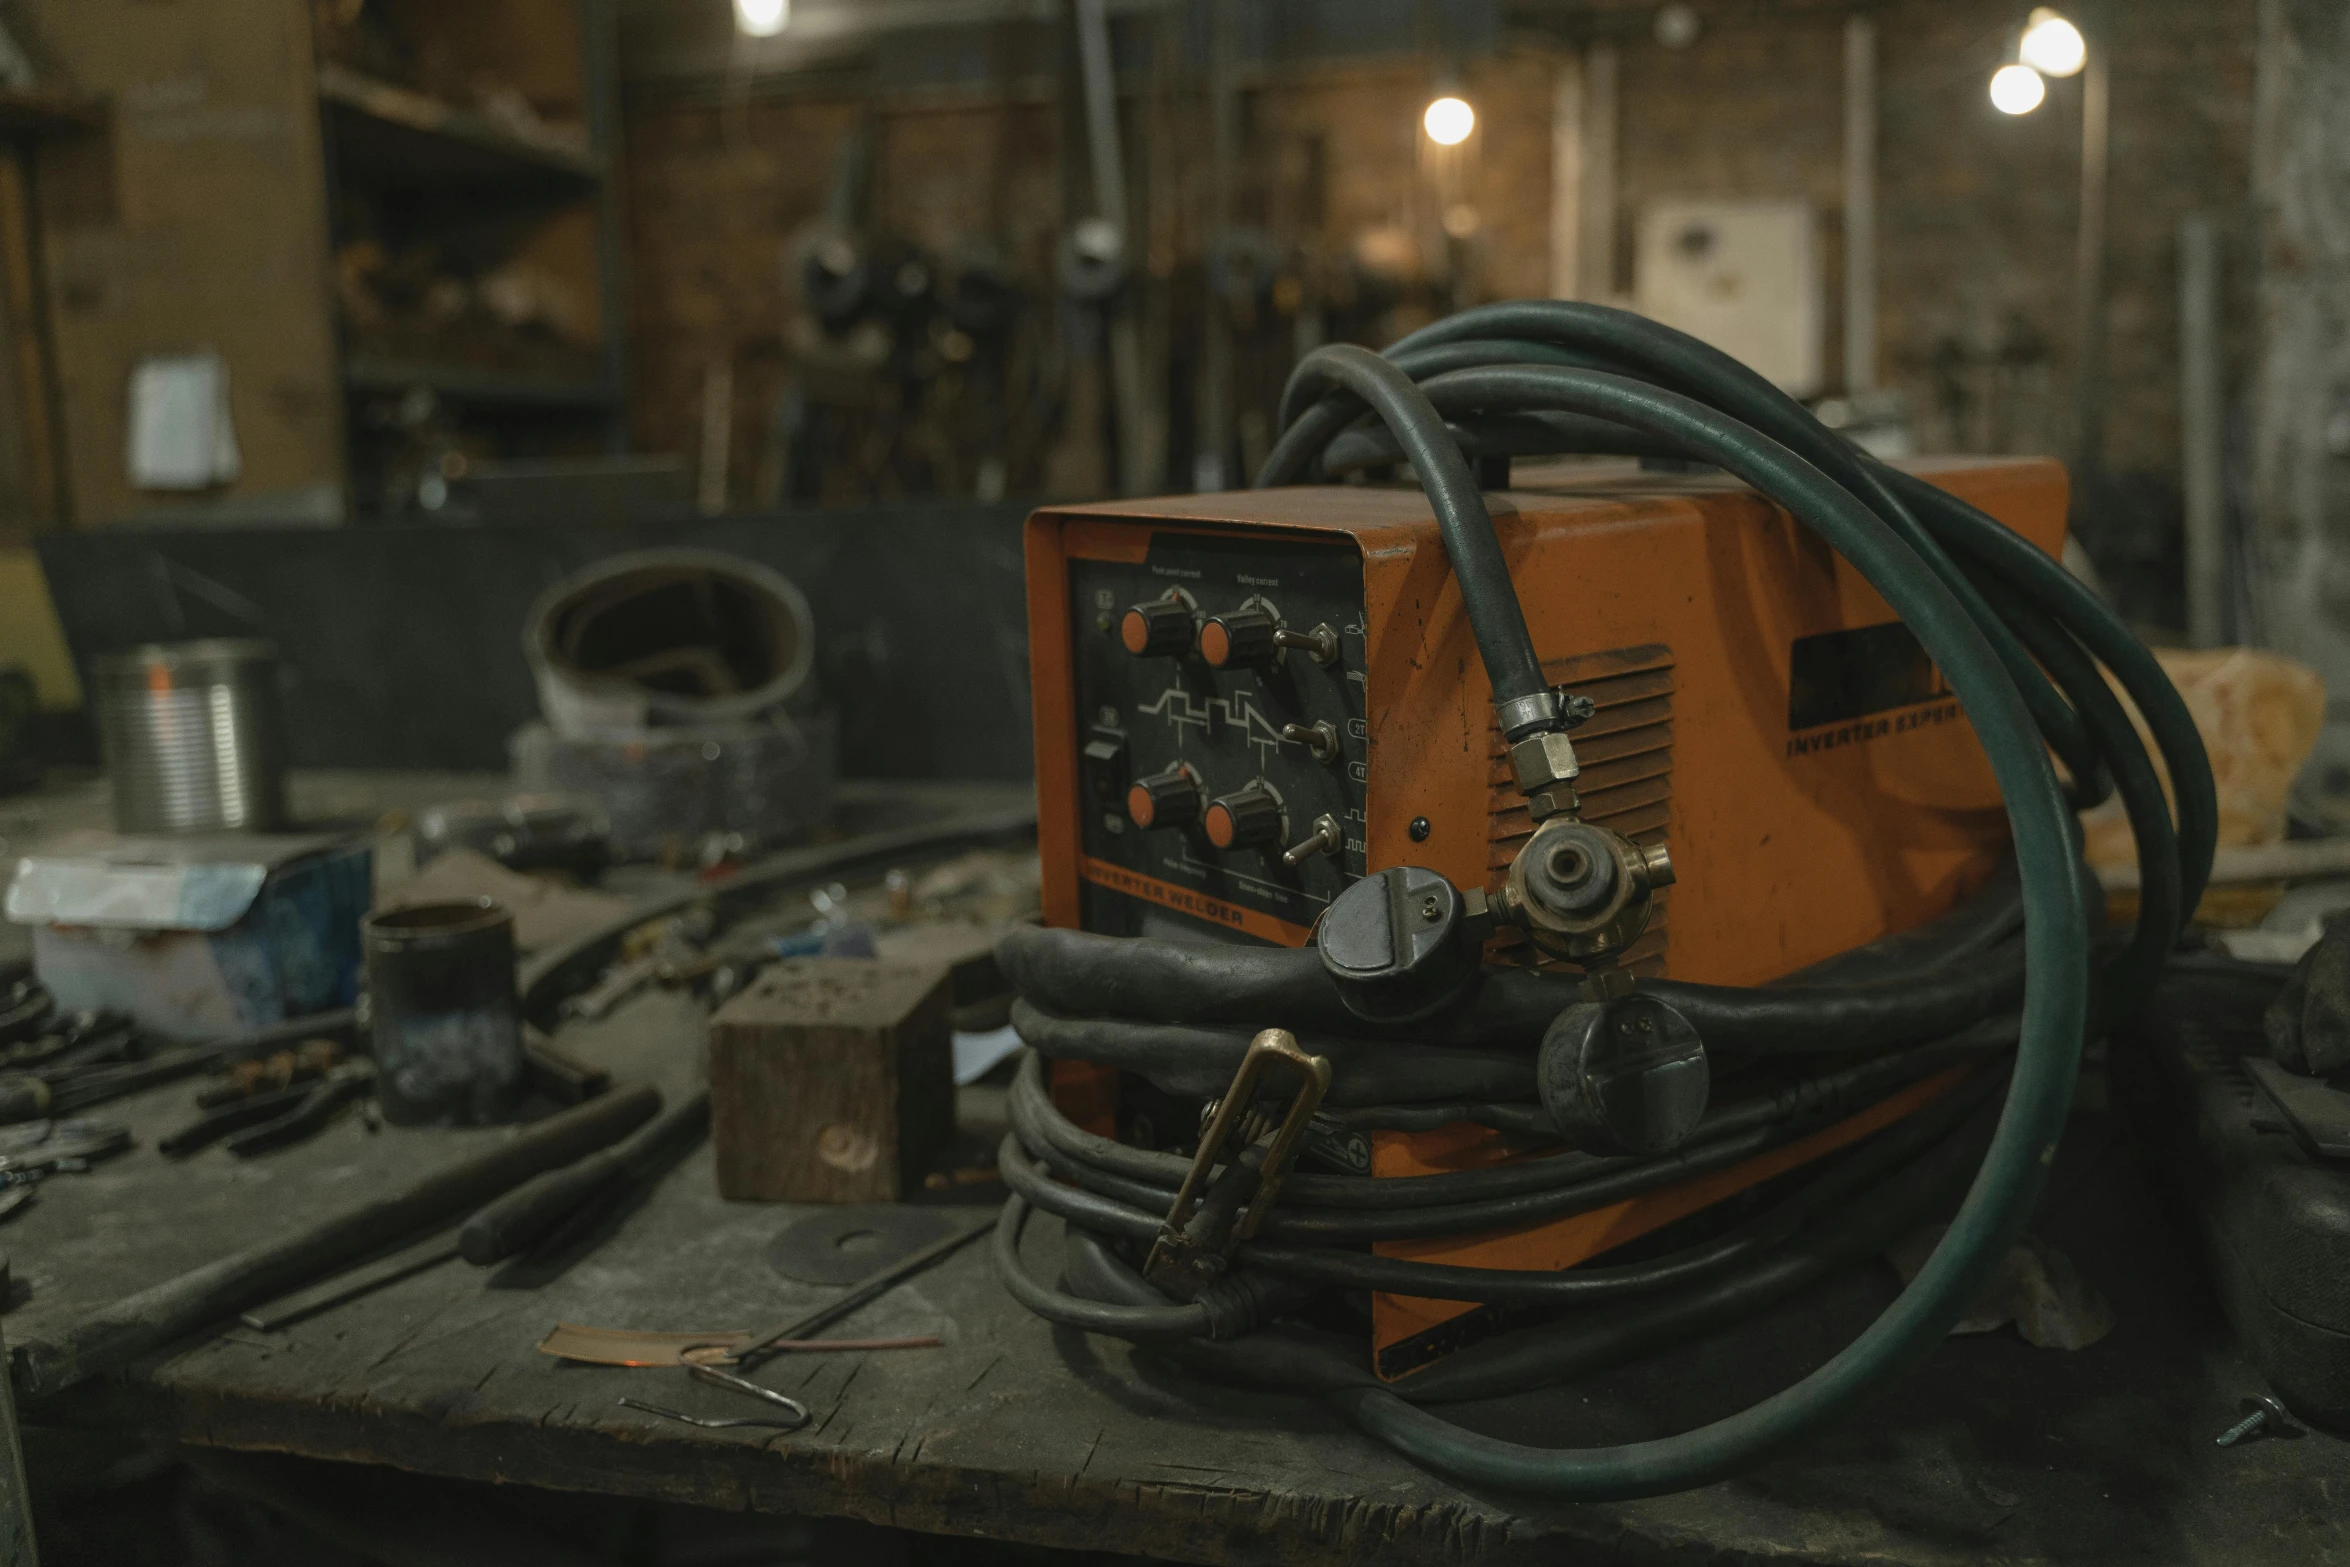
[5,779,2344,1566]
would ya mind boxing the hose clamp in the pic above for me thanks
[1493,690,1563,740]
[1494,687,1598,742]
[1142,1029,1332,1300]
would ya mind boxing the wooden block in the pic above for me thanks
[873,918,1014,1028]
[707,958,955,1203]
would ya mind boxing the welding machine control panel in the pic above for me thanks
[1067,530,1367,942]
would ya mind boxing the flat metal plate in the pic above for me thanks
[2246,1056,2350,1158]
[766,1205,956,1286]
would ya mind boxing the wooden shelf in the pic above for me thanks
[344,354,619,409]
[317,63,601,189]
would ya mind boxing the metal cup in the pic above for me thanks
[364,898,523,1126]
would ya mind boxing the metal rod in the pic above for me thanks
[1073,0,1153,496]
[2180,214,2226,648]
[13,1084,661,1396]
[1843,16,1878,396]
[1199,0,1238,490]
[238,1235,463,1333]
[697,360,733,515]
[459,1086,710,1265]
[1548,55,1584,300]
[2072,13,2111,474]
[1579,45,1619,303]
[1073,0,1127,237]
[0,1314,35,1565]
[731,1219,990,1370]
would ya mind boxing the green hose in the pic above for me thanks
[1001,298,2211,1502]
[1270,360,2090,1499]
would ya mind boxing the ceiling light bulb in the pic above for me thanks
[1989,63,2046,115]
[2018,9,2086,77]
[1423,96,1475,147]
[734,0,788,38]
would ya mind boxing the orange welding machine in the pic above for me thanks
[990,300,2211,1501]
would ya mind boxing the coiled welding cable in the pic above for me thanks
[994,300,2210,1501]
[997,1057,2011,1389]
[998,862,2030,1058]
[1002,1019,2007,1235]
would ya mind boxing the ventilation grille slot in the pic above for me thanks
[1485,643,1675,978]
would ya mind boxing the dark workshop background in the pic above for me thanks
[0,0,2324,786]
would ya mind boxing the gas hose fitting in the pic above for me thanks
[1509,730,1583,823]
[1498,817,1673,963]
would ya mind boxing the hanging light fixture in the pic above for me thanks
[1423,96,1475,147]
[2018,8,2086,76]
[734,0,788,38]
[1989,62,2046,115]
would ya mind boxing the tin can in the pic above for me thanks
[364,898,523,1126]
[94,639,286,833]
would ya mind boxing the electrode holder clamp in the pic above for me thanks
[1142,1028,1332,1299]
[1497,817,1674,964]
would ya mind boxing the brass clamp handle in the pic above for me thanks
[1142,1028,1333,1298]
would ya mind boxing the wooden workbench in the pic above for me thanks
[5,781,2345,1565]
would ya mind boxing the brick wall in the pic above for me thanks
[1604,0,2257,479]
[619,0,2257,562]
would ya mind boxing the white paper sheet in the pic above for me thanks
[128,351,241,490]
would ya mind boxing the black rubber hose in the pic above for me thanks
[1883,464,2215,921]
[1002,858,2024,1017]
[1008,1024,2007,1215]
[1366,1084,2003,1407]
[1964,567,2179,1011]
[1010,295,2209,1500]
[1266,344,1552,723]
[1007,1050,1628,1206]
[1277,397,2194,978]
[1320,1102,1562,1134]
[996,1132,1160,1243]
[1193,327,2096,1496]
[1002,920,2027,1061]
[1765,860,2021,985]
[1322,410,1685,474]
[1058,1229,1381,1394]
[1010,1043,2002,1240]
[1008,998,1539,1104]
[992,1189,1207,1337]
[1345,302,2105,785]
[1396,357,2105,792]
[1239,1066,1996,1308]
[1035,1079,2004,1409]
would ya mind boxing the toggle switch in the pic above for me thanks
[1280,720,1340,763]
[1081,724,1128,804]
[1281,814,1344,866]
